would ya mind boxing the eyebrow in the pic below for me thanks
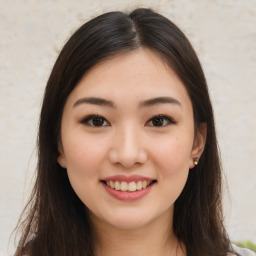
[139,96,181,108]
[73,96,181,109]
[73,97,117,108]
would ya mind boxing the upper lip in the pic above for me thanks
[102,175,155,182]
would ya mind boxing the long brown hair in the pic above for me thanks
[14,8,238,256]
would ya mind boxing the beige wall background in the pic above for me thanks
[0,0,255,255]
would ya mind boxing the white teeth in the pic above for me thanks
[142,180,147,189]
[114,181,120,190]
[106,180,153,191]
[120,181,128,191]
[128,181,137,192]
[110,180,115,188]
[136,181,142,190]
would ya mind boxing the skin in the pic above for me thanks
[58,48,206,256]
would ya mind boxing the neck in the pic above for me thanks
[90,210,186,256]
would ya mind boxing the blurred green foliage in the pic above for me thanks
[235,240,256,252]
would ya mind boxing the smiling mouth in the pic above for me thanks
[102,180,156,192]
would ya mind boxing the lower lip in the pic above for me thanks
[102,182,155,201]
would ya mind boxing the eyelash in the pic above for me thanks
[146,114,177,127]
[80,114,177,127]
[80,115,110,127]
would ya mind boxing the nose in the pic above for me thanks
[108,126,147,168]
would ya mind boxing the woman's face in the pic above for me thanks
[58,48,205,230]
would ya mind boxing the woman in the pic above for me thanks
[14,8,255,256]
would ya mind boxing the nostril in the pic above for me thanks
[108,145,147,168]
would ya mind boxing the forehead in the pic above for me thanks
[66,48,192,108]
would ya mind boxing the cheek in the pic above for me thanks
[152,135,193,172]
[63,136,108,180]
[151,134,192,198]
[63,137,107,205]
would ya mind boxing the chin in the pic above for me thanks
[101,208,170,231]
[107,216,153,230]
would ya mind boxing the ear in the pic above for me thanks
[189,122,207,168]
[57,142,67,168]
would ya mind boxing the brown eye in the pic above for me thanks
[92,117,105,126]
[146,115,176,127]
[152,117,164,126]
[81,115,110,127]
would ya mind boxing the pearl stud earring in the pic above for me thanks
[193,158,199,166]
